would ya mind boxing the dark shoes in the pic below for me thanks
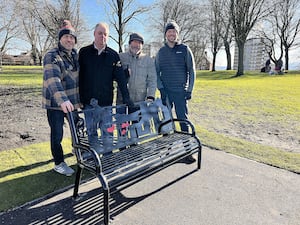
[180,155,196,164]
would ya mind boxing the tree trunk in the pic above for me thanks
[118,35,123,53]
[39,56,42,66]
[118,23,123,53]
[31,45,37,65]
[284,48,289,71]
[236,42,245,76]
[211,52,217,71]
[224,41,231,70]
[117,0,123,53]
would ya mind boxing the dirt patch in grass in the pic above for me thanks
[0,86,70,151]
[190,103,300,153]
[0,85,299,153]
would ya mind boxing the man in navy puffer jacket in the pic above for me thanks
[155,20,196,163]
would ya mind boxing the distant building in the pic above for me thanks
[198,51,211,70]
[1,52,33,65]
[233,38,269,71]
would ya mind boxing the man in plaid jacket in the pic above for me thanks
[42,20,81,176]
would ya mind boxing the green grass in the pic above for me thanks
[0,139,77,211]
[0,65,43,86]
[196,126,300,173]
[191,70,300,174]
[197,71,300,123]
[0,66,300,212]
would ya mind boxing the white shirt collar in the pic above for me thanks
[94,43,106,55]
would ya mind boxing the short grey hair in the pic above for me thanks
[94,22,109,33]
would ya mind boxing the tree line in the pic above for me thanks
[0,0,299,76]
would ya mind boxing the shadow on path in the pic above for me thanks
[1,168,197,225]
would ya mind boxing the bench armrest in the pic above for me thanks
[172,118,196,135]
[73,143,103,173]
[158,118,196,135]
[67,111,104,173]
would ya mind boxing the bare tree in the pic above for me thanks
[22,15,40,65]
[151,0,207,69]
[0,0,21,68]
[218,0,234,70]
[255,12,285,71]
[21,15,53,65]
[151,0,204,43]
[26,0,81,46]
[222,26,234,70]
[12,1,49,65]
[273,0,300,70]
[230,0,269,76]
[104,0,148,53]
[208,0,224,71]
[0,1,20,54]
[189,33,210,70]
[258,25,283,69]
[13,0,83,64]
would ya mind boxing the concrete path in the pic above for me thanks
[1,148,300,225]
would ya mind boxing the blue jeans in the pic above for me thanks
[47,109,65,165]
[166,90,189,132]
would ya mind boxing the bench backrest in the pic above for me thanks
[68,99,174,154]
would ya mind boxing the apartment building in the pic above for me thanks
[233,38,269,71]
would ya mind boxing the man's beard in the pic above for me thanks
[130,47,141,55]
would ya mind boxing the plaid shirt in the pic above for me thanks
[42,45,81,110]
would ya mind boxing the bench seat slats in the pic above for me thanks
[77,133,198,183]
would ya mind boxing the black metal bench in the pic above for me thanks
[67,98,202,225]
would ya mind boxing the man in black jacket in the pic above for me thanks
[79,22,132,152]
[79,22,131,107]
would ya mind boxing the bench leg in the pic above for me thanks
[197,145,202,170]
[97,174,110,225]
[73,165,82,198]
[103,188,110,225]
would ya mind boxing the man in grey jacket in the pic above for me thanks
[117,33,157,104]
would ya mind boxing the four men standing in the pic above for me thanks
[43,20,196,176]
